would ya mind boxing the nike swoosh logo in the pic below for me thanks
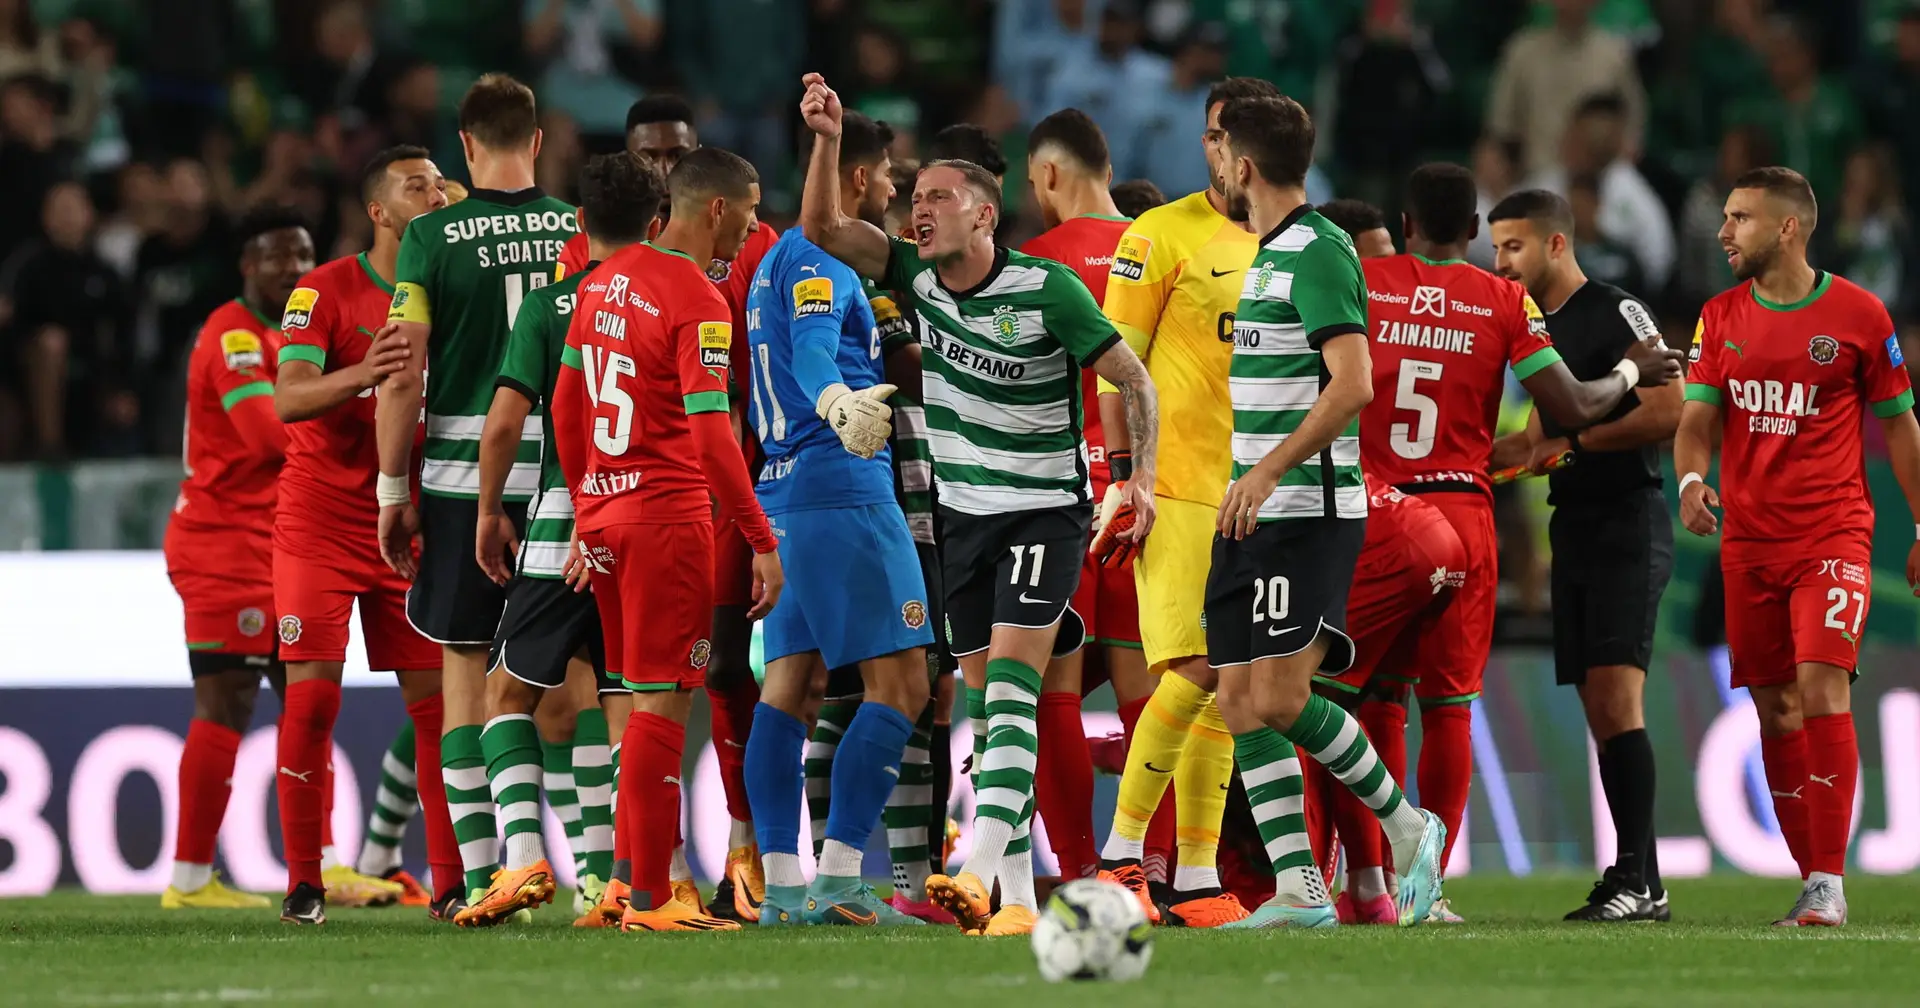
[1209,268,1239,278]
[831,905,878,925]
[1218,783,1230,791]
[1144,762,1172,774]
[278,767,313,781]
[1267,625,1299,637]
[1018,592,1051,605]
[884,765,900,778]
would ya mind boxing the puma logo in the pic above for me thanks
[278,767,313,782]
[1770,788,1803,800]
[664,776,682,786]
[1809,774,1838,787]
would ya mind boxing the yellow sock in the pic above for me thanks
[1172,697,1232,893]
[1104,673,1208,857]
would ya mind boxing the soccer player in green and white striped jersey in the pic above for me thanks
[796,72,1159,935]
[1206,95,1446,929]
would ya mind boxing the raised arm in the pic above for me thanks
[1880,410,1920,592]
[1521,342,1682,429]
[796,73,891,280]
[1088,339,1157,543]
[275,344,406,423]
[1574,379,1682,453]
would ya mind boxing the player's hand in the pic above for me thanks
[1906,541,1920,596]
[357,330,411,388]
[563,532,591,592]
[378,502,421,579]
[1218,461,1281,541]
[1679,479,1719,536]
[475,506,519,586]
[1527,437,1572,476]
[816,382,896,459]
[747,549,785,621]
[1624,336,1685,387]
[1088,481,1138,567]
[799,73,843,138]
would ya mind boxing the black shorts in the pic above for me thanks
[407,494,528,645]
[939,505,1091,660]
[1205,516,1365,671]
[489,574,607,691]
[826,539,951,698]
[188,649,280,679]
[1548,488,1673,685]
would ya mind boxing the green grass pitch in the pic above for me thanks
[6,876,1920,1007]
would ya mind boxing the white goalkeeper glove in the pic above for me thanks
[816,382,898,459]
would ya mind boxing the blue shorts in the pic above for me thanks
[763,503,936,669]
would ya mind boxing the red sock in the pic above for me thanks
[1359,700,1409,789]
[1145,781,1176,883]
[623,711,685,912]
[320,756,335,853]
[1760,728,1812,877]
[276,679,340,893]
[1302,756,1339,888]
[1418,704,1473,869]
[175,719,240,867]
[705,680,758,825]
[406,694,462,898]
[1118,696,1149,743]
[1802,713,1857,877]
[1035,691,1098,879]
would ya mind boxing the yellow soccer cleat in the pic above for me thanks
[725,844,765,922]
[976,904,1038,937]
[620,896,741,932]
[160,872,271,909]
[454,861,558,927]
[671,878,708,915]
[924,871,993,933]
[322,864,405,908]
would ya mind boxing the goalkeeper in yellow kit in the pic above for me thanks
[1089,77,1275,928]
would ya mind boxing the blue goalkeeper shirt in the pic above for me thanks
[746,229,895,514]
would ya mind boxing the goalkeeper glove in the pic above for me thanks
[816,382,898,459]
[1087,480,1139,568]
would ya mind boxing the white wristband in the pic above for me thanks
[1913,523,1919,542]
[376,472,411,508]
[1611,357,1640,388]
[1678,472,1703,494]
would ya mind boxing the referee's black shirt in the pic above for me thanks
[1538,281,1664,506]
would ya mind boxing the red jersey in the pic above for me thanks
[274,253,417,557]
[1022,214,1131,486]
[1687,272,1913,565]
[563,242,735,529]
[175,298,282,534]
[1359,255,1557,493]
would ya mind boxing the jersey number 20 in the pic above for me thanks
[581,346,637,455]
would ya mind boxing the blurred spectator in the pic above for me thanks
[1526,92,1675,292]
[57,17,125,172]
[293,1,383,134]
[1329,1,1449,219]
[134,161,232,399]
[862,0,991,90]
[95,162,167,280]
[1861,5,1920,302]
[0,0,56,81]
[134,0,235,160]
[1040,0,1169,183]
[1732,16,1863,217]
[1833,145,1906,310]
[522,0,661,149]
[0,74,80,254]
[533,108,584,203]
[376,59,459,173]
[1568,173,1647,295]
[1678,125,1768,309]
[1111,177,1166,219]
[1469,138,1521,269]
[1485,0,1646,178]
[1689,0,1769,150]
[675,0,804,205]
[846,23,925,156]
[1124,21,1225,199]
[992,0,1094,124]
[0,180,133,458]
[1187,0,1348,101]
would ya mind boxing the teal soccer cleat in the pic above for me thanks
[1396,809,1447,926]
[803,879,928,926]
[758,885,807,927]
[1221,897,1338,929]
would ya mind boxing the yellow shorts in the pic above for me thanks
[1134,496,1214,672]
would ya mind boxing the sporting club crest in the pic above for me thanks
[1251,262,1275,298]
[990,306,1020,346]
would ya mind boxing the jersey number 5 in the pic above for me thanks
[1390,359,1444,460]
[581,346,637,455]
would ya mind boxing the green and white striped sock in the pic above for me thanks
[805,700,856,858]
[608,740,628,884]
[484,714,546,871]
[965,685,986,790]
[572,709,614,883]
[541,738,585,878]
[443,724,499,891]
[1000,795,1037,908]
[1235,726,1325,900]
[1283,694,1426,855]
[958,658,1040,887]
[884,701,937,901]
[355,720,418,876]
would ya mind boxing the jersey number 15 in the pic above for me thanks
[581,346,637,455]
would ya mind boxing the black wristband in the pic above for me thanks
[1568,431,1583,454]
[1108,450,1133,482]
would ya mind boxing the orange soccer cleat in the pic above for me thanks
[385,869,432,908]
[1166,890,1250,928]
[454,861,557,927]
[620,896,741,933]
[575,877,630,927]
[724,844,765,922]
[924,871,993,933]
[975,903,1038,936]
[1098,862,1162,925]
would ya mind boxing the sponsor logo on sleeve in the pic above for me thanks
[220,329,264,370]
[1689,318,1705,362]
[699,321,732,368]
[870,294,911,339]
[1808,334,1839,365]
[1888,333,1906,368]
[792,276,835,317]
[1522,294,1550,337]
[1618,298,1661,341]
[1111,233,1149,281]
[281,288,318,330]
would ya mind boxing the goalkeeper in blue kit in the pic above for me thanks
[741,110,935,926]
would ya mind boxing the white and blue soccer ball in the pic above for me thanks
[1031,878,1154,983]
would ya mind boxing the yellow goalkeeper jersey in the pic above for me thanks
[1098,191,1259,507]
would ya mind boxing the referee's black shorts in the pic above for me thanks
[1548,487,1673,685]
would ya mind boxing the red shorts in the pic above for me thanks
[1072,545,1142,647]
[1327,497,1467,692]
[1402,493,1496,702]
[583,521,714,691]
[165,522,275,656]
[1723,553,1871,688]
[712,517,754,608]
[272,542,439,671]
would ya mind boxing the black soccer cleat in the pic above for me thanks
[1564,869,1669,922]
[706,874,746,923]
[428,888,468,923]
[280,882,326,925]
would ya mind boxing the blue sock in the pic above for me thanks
[745,702,808,858]
[822,702,914,858]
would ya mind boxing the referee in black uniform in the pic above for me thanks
[1487,189,1677,922]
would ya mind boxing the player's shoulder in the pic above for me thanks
[1576,280,1662,340]
[1699,281,1753,323]
[1004,247,1085,292]
[1819,273,1895,326]
[199,298,267,341]
[301,252,366,292]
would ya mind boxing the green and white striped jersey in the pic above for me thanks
[868,280,934,544]
[881,237,1120,515]
[495,269,588,578]
[1230,207,1369,521]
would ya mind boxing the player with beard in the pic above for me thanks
[1315,199,1395,258]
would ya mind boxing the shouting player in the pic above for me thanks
[159,207,304,911]
[1018,107,1146,891]
[1092,76,1273,925]
[271,149,468,924]
[1357,164,1680,922]
[798,72,1159,936]
[555,146,782,933]
[374,75,581,904]
[1675,166,1920,927]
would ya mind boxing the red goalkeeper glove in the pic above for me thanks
[1088,480,1140,568]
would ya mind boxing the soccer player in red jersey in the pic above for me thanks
[158,207,306,911]
[1675,167,1920,928]
[1017,107,1150,890]
[1357,164,1680,918]
[553,146,784,933]
[270,147,463,924]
